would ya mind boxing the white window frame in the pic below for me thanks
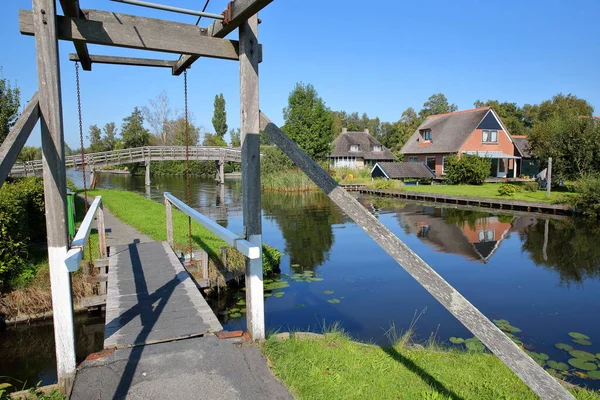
[423,129,432,142]
[408,156,419,162]
[349,144,360,152]
[372,145,383,152]
[442,156,448,174]
[425,156,436,171]
[482,130,498,143]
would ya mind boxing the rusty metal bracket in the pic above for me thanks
[221,1,233,25]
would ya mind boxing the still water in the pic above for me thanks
[4,172,600,388]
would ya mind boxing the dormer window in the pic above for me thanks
[372,145,383,152]
[422,129,432,142]
[349,144,360,152]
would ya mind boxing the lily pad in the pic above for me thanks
[547,360,569,372]
[526,351,549,361]
[449,337,465,344]
[569,350,596,361]
[240,308,246,313]
[264,280,289,291]
[264,293,273,298]
[574,371,589,379]
[324,290,335,295]
[273,291,285,298]
[572,338,593,346]
[327,298,341,304]
[568,358,597,371]
[465,341,485,352]
[229,312,242,318]
[588,370,600,380]
[569,332,590,340]
[229,308,240,313]
[555,343,574,351]
[310,277,324,282]
[236,300,246,306]
[303,270,314,276]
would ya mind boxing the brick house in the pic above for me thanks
[329,128,396,169]
[400,107,520,178]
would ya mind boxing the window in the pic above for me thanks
[372,145,383,152]
[478,230,495,242]
[349,144,360,152]
[408,156,419,162]
[482,130,498,143]
[442,156,449,174]
[422,129,432,141]
[426,156,436,171]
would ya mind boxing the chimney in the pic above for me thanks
[342,127,347,133]
[364,128,369,134]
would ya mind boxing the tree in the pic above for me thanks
[528,114,600,180]
[172,117,200,146]
[142,91,173,145]
[203,132,227,147]
[17,146,41,162]
[87,125,104,153]
[282,83,333,160]
[229,128,241,147]
[212,93,228,139]
[121,107,150,149]
[103,122,118,151]
[0,76,20,145]
[536,93,594,122]
[419,93,457,119]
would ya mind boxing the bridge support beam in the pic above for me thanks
[240,14,264,340]
[145,161,151,186]
[34,0,76,395]
[215,159,225,184]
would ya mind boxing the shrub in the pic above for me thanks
[260,146,294,175]
[0,178,46,288]
[522,181,538,192]
[498,183,518,196]
[444,154,491,185]
[571,175,600,218]
[374,179,393,189]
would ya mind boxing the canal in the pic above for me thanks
[2,172,600,389]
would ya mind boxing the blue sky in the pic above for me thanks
[1,0,599,148]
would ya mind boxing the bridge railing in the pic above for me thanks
[163,192,260,260]
[10,146,244,176]
[64,196,107,272]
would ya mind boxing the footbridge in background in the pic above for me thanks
[9,146,242,185]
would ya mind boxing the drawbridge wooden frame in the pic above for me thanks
[0,0,573,398]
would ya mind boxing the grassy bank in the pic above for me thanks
[86,189,280,276]
[263,331,600,400]
[371,182,574,204]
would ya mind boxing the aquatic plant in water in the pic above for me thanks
[568,358,597,371]
[569,350,596,361]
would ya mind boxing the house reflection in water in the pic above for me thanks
[399,204,519,263]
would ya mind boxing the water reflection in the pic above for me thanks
[262,191,344,272]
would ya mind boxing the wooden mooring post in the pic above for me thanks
[240,13,265,340]
[260,112,575,400]
[34,0,76,394]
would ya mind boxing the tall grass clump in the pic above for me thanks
[262,170,318,192]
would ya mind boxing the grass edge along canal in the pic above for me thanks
[262,329,600,400]
[85,189,281,276]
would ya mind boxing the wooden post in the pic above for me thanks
[260,112,575,400]
[543,218,549,262]
[240,14,264,340]
[546,157,552,199]
[33,0,76,394]
[97,203,107,258]
[165,196,173,247]
[202,250,209,279]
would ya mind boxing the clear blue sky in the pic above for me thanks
[1,0,599,148]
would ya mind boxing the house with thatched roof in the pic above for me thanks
[329,128,396,169]
[400,107,521,178]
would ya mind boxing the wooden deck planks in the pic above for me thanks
[104,241,221,349]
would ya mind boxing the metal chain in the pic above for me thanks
[184,70,193,261]
[75,62,91,262]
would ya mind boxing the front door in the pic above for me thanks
[497,159,507,178]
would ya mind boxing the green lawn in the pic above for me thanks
[394,182,574,204]
[263,332,600,400]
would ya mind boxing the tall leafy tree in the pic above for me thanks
[142,91,173,145]
[121,107,150,149]
[229,128,241,147]
[102,122,118,151]
[17,146,41,162]
[419,93,458,119]
[212,93,228,140]
[282,83,333,160]
[87,125,104,153]
[0,76,20,144]
[172,117,200,146]
[203,132,227,147]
